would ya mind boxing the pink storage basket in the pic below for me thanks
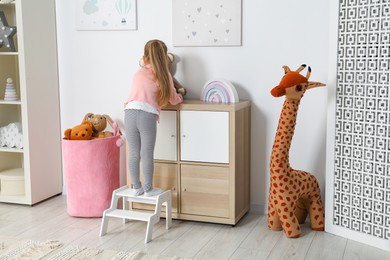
[62,128,122,217]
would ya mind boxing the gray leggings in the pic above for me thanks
[125,109,157,191]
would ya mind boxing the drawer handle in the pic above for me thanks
[182,135,186,138]
[171,134,176,138]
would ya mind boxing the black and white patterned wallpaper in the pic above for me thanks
[334,0,389,240]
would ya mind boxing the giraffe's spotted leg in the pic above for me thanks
[276,204,302,238]
[308,190,325,231]
[268,195,282,231]
[295,199,308,224]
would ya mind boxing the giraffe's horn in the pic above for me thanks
[306,66,311,80]
[283,65,291,74]
[296,64,306,73]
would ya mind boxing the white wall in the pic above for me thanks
[55,0,330,213]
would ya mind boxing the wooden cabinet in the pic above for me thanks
[181,164,229,218]
[130,100,250,225]
[0,0,62,205]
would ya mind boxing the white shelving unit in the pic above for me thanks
[0,0,62,205]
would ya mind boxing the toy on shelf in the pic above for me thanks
[0,122,23,148]
[201,79,239,103]
[0,11,17,52]
[3,78,18,101]
[268,64,325,238]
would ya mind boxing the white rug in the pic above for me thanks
[0,237,189,260]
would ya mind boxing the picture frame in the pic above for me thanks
[75,0,137,31]
[172,0,242,46]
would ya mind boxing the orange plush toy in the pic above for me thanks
[268,64,325,238]
[64,121,93,140]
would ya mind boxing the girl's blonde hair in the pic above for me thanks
[144,39,171,107]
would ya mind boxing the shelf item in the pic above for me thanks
[130,99,251,225]
[0,122,22,148]
[201,79,239,103]
[0,0,62,205]
[0,168,24,195]
[3,78,18,101]
[0,10,17,52]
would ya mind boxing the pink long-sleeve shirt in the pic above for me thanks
[125,64,183,114]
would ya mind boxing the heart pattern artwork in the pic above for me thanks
[172,0,242,46]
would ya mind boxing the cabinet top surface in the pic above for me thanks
[164,99,250,111]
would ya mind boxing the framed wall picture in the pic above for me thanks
[172,0,242,47]
[76,0,137,31]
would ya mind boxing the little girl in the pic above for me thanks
[124,40,184,196]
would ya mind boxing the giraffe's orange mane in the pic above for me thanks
[271,72,308,97]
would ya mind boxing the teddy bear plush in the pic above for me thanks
[167,53,187,96]
[64,121,93,140]
[82,113,115,138]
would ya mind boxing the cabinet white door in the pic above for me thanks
[180,110,229,163]
[155,110,177,161]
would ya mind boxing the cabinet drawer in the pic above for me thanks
[155,110,177,161]
[181,164,229,218]
[180,110,229,163]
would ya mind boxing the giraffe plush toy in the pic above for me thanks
[268,64,325,238]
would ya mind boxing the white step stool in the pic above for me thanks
[99,186,172,243]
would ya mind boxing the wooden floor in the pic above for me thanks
[0,195,389,260]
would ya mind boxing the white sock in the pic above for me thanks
[144,188,162,197]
